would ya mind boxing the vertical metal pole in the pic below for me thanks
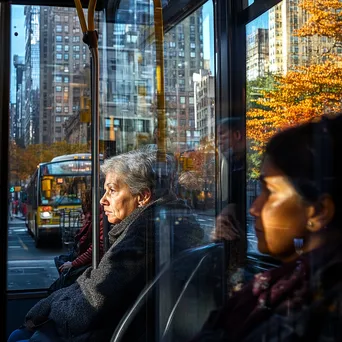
[153,0,166,163]
[0,3,11,341]
[90,45,100,269]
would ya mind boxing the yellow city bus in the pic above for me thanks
[25,153,101,248]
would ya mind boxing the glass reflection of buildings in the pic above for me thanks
[163,11,204,152]
[22,2,210,154]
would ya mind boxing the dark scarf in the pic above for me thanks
[108,193,177,246]
[193,241,342,342]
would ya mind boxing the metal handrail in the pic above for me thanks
[73,0,100,269]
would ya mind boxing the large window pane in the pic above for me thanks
[246,0,342,254]
[104,1,216,339]
[9,5,97,290]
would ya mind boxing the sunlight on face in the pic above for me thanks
[249,156,309,262]
[100,173,139,224]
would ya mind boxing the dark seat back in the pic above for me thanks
[111,243,226,342]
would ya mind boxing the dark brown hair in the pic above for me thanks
[265,114,342,226]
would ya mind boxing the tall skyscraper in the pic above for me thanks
[246,28,269,80]
[268,0,337,75]
[24,5,40,146]
[24,6,91,145]
[13,55,25,144]
[163,10,204,152]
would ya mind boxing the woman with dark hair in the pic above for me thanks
[191,115,342,341]
[49,190,104,293]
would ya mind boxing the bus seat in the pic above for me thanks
[111,243,226,342]
[111,243,278,342]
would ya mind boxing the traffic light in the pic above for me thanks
[10,186,14,193]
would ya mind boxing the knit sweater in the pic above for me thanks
[71,212,104,268]
[25,193,204,341]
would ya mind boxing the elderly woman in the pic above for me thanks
[8,150,204,342]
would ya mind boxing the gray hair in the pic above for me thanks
[100,149,175,198]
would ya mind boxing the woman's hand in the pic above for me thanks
[59,261,73,273]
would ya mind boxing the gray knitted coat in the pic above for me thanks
[25,194,204,341]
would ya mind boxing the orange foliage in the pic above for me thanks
[247,55,342,150]
[296,0,342,42]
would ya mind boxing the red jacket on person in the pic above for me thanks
[71,210,104,268]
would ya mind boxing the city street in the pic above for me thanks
[8,216,64,290]
[6,212,259,291]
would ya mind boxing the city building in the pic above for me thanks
[163,10,204,152]
[268,0,338,75]
[24,5,91,145]
[24,6,40,146]
[246,28,269,80]
[12,55,26,145]
[193,69,215,141]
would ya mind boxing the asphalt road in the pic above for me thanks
[6,212,259,291]
[8,217,65,290]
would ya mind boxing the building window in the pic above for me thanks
[56,36,62,42]
[56,106,62,113]
[56,86,62,92]
[64,76,69,83]
[56,44,62,52]
[56,116,61,122]
[56,25,62,32]
[64,54,69,60]
[180,96,186,104]
[55,76,62,82]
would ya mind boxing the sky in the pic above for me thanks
[10,5,26,103]
[246,12,268,36]
[202,1,214,74]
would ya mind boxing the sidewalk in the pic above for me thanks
[9,214,25,221]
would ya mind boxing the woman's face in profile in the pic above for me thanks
[249,156,309,262]
[100,173,140,224]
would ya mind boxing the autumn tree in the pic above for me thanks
[247,55,342,149]
[9,141,89,184]
[295,0,342,49]
[246,0,342,175]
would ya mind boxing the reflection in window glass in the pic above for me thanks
[104,1,216,339]
[9,5,93,290]
[246,0,342,254]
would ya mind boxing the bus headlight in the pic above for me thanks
[40,211,52,219]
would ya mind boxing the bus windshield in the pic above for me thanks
[39,175,86,206]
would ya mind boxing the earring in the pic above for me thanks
[307,221,313,229]
[294,238,304,256]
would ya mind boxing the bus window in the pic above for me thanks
[8,5,103,291]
